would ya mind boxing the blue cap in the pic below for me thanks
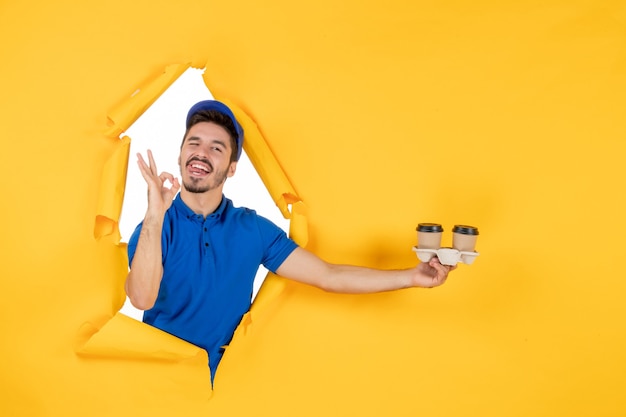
[185,100,244,160]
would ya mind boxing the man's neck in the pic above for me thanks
[180,188,223,218]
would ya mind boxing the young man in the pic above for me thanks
[125,100,455,382]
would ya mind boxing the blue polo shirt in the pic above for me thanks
[127,193,298,380]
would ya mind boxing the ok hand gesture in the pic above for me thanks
[136,150,180,216]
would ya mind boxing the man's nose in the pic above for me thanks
[192,148,209,159]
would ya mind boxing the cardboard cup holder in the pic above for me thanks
[412,247,479,266]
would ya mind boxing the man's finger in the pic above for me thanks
[137,155,154,183]
[146,149,158,175]
[159,172,176,183]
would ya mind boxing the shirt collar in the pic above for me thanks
[173,193,229,221]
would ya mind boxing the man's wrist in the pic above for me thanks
[143,209,166,226]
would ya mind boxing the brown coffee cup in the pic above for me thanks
[416,223,443,249]
[452,225,479,252]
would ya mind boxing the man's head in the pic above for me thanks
[183,100,244,163]
[178,100,244,194]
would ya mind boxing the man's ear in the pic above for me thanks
[227,161,238,177]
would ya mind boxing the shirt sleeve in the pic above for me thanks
[256,215,299,273]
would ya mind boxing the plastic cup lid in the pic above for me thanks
[416,223,443,233]
[452,225,479,235]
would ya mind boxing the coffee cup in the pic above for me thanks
[416,223,443,249]
[452,225,479,252]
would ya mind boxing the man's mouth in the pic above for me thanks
[186,158,212,176]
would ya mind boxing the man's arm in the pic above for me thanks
[125,150,180,310]
[125,213,166,310]
[275,247,455,293]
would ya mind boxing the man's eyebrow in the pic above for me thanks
[185,136,228,148]
[210,139,228,148]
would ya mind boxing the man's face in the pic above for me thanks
[178,122,237,194]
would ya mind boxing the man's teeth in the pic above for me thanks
[190,163,210,172]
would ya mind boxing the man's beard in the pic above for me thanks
[181,155,229,194]
[183,167,229,193]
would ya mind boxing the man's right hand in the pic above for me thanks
[137,149,180,215]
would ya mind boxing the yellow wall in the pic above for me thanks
[1,1,624,416]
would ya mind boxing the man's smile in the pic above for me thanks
[186,157,213,177]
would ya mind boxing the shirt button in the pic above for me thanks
[205,243,209,247]
[204,228,207,232]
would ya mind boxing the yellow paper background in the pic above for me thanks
[1,1,625,416]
